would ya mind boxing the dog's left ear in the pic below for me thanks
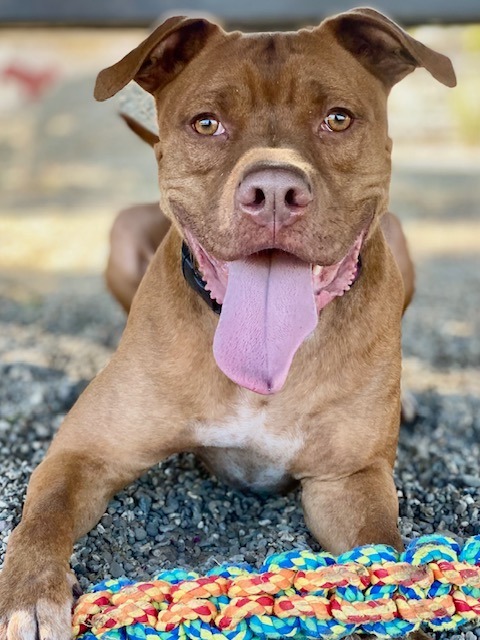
[325,7,456,89]
[94,16,221,101]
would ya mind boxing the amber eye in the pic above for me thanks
[321,110,353,132]
[192,115,225,136]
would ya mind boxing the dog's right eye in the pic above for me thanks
[192,115,225,136]
[321,110,353,133]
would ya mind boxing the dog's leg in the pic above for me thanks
[0,452,123,640]
[302,465,431,640]
[106,202,170,312]
[381,212,414,313]
[381,213,417,423]
[301,461,402,554]
[0,355,185,640]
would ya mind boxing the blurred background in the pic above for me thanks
[0,1,480,614]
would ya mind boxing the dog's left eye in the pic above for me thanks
[321,110,353,133]
[192,115,225,136]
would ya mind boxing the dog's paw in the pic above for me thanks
[0,567,79,640]
[0,601,72,640]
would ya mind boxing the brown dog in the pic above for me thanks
[0,9,455,640]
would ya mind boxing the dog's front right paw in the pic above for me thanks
[0,564,79,640]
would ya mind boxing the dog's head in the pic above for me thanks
[96,9,455,394]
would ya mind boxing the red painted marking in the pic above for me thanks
[1,63,58,101]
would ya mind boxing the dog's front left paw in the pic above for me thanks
[0,565,78,640]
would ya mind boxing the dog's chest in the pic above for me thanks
[194,401,303,492]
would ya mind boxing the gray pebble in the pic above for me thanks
[146,521,159,537]
[101,514,113,528]
[109,561,125,579]
[134,527,147,542]
[462,475,480,488]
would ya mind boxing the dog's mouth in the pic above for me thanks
[184,231,364,395]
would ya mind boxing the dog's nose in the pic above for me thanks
[236,167,312,229]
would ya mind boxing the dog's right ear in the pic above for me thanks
[94,16,221,101]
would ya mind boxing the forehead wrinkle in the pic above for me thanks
[188,88,237,114]
[303,78,365,112]
[241,56,299,109]
[210,34,305,110]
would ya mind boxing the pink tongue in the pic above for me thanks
[213,251,318,395]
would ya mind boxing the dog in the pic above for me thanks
[0,8,455,640]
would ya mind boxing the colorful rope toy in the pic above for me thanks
[73,534,480,640]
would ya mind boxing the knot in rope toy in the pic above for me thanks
[73,534,480,640]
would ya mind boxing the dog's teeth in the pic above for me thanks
[313,265,322,276]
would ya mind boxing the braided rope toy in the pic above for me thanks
[73,534,480,640]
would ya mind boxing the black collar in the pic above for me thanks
[182,242,222,314]
[181,241,362,315]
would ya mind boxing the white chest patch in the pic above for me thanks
[194,395,304,484]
